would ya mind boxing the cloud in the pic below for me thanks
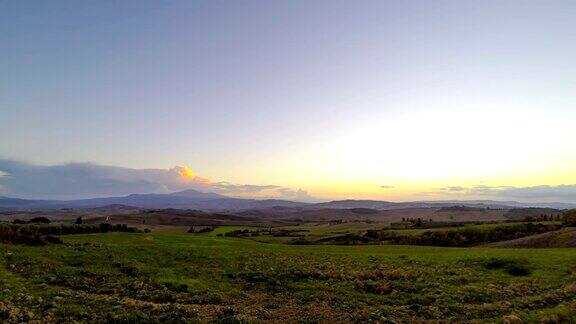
[431,184,576,202]
[276,188,316,202]
[211,182,281,194]
[380,185,395,189]
[208,182,316,202]
[0,159,315,201]
[0,160,167,199]
[470,185,576,201]
[435,186,466,192]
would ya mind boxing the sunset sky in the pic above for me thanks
[1,1,576,202]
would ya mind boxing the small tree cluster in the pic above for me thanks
[187,226,214,233]
[523,214,561,222]
[401,218,433,227]
[11,217,51,224]
[223,229,264,237]
[0,224,61,245]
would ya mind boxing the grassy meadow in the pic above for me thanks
[1,228,576,322]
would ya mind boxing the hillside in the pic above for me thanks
[487,227,576,248]
[504,208,563,221]
[86,209,296,227]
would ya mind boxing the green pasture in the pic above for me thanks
[0,231,575,322]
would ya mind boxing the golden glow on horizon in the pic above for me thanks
[210,108,576,201]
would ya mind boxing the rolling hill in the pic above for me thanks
[0,190,308,210]
[1,191,575,212]
[487,227,576,248]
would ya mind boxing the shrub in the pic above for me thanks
[506,264,530,276]
[99,223,112,232]
[114,263,139,277]
[27,217,51,224]
[484,258,531,276]
[45,235,63,244]
[485,258,511,270]
[176,283,189,293]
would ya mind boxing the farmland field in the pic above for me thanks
[1,229,575,322]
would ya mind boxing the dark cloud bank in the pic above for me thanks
[0,159,315,202]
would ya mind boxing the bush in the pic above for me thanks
[114,262,140,277]
[484,258,531,276]
[45,235,63,244]
[27,217,51,224]
[506,264,530,276]
[485,258,512,270]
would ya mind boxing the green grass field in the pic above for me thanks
[1,231,575,322]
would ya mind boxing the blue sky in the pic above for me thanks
[1,1,576,200]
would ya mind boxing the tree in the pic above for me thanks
[563,209,576,226]
[75,216,83,225]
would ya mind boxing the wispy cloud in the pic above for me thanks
[440,186,466,192]
[0,159,315,201]
[431,184,576,202]
[380,185,395,189]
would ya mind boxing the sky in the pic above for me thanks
[1,0,576,202]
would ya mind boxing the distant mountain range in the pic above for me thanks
[1,190,575,211]
[312,199,576,210]
[0,189,306,210]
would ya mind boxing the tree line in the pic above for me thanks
[0,223,141,246]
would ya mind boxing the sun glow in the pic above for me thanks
[177,166,195,180]
[251,107,576,200]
